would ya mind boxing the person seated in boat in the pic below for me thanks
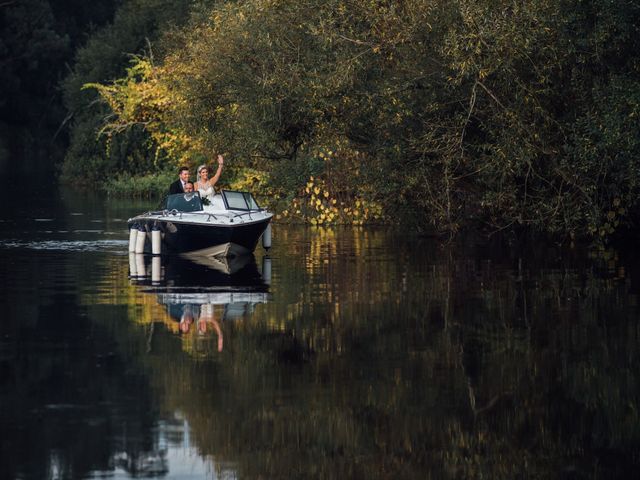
[182,182,203,209]
[195,154,224,203]
[165,181,202,211]
[168,166,190,194]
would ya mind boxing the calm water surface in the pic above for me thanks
[0,186,639,479]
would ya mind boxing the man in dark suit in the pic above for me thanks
[168,166,190,194]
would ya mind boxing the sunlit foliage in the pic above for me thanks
[84,57,203,167]
[72,0,640,237]
[61,0,197,183]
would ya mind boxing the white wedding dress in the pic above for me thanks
[198,184,214,202]
[198,182,224,210]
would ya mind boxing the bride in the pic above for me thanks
[195,154,224,203]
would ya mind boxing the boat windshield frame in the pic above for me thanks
[161,192,204,212]
[221,190,262,211]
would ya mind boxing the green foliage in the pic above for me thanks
[277,176,385,225]
[564,76,640,236]
[83,56,200,169]
[60,0,197,184]
[102,169,176,198]
[64,0,640,238]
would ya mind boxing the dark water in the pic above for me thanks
[1,185,639,479]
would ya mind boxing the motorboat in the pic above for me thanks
[128,190,273,257]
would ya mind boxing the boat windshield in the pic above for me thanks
[162,193,204,212]
[222,190,261,211]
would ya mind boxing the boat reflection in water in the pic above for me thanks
[128,252,271,351]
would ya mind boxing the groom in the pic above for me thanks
[168,166,190,194]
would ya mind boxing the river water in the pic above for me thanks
[0,184,639,479]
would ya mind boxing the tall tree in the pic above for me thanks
[81,0,640,238]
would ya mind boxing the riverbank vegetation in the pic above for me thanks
[61,0,640,238]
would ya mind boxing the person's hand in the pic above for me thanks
[217,154,224,166]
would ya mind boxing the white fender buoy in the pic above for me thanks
[262,223,272,250]
[135,224,146,254]
[129,252,137,278]
[128,226,138,252]
[151,225,162,255]
[135,253,146,278]
[262,255,272,285]
[151,256,162,284]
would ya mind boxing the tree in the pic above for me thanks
[77,0,640,238]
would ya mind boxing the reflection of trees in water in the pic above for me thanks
[117,230,639,479]
[72,230,638,478]
[4,231,636,478]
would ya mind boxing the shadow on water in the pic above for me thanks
[1,184,640,479]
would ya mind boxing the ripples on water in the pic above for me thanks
[0,189,639,479]
[0,239,129,251]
